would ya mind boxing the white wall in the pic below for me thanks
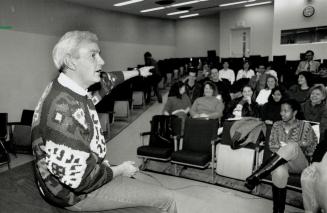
[219,5,274,59]
[272,0,327,60]
[175,14,220,57]
[0,0,175,121]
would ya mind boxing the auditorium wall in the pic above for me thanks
[0,0,176,121]
[272,0,327,60]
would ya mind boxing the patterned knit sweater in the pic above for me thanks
[269,120,318,157]
[32,72,124,207]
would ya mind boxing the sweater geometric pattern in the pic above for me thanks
[32,72,124,207]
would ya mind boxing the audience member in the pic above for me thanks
[301,84,327,136]
[163,81,191,132]
[144,51,163,103]
[286,71,313,104]
[190,81,224,120]
[256,75,278,105]
[210,68,231,106]
[32,31,176,212]
[245,99,318,213]
[261,87,285,125]
[252,64,268,93]
[236,61,255,81]
[225,85,260,119]
[184,69,198,102]
[265,62,278,80]
[296,50,320,75]
[218,61,235,85]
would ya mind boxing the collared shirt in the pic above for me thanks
[58,73,88,96]
[218,68,235,84]
[236,69,255,81]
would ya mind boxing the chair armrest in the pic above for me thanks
[7,122,22,126]
[211,137,222,146]
[140,132,151,137]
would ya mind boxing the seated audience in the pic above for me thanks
[301,150,327,213]
[245,99,318,213]
[296,50,320,75]
[256,75,278,105]
[287,71,313,104]
[163,81,191,132]
[236,61,255,81]
[225,85,260,119]
[218,61,235,85]
[301,84,327,136]
[210,68,231,106]
[190,81,224,120]
[261,87,285,125]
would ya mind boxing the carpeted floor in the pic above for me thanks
[143,160,303,209]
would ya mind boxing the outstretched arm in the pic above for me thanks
[90,66,153,105]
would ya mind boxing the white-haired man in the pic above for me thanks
[32,31,177,212]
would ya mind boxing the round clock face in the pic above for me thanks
[303,6,315,17]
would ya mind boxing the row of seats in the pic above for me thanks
[0,110,34,170]
[137,115,323,193]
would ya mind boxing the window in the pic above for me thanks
[281,26,327,44]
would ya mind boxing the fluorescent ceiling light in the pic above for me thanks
[167,10,189,16]
[114,0,144,7]
[180,13,199,18]
[141,7,165,13]
[171,0,208,7]
[219,0,255,7]
[141,0,208,13]
[245,1,272,7]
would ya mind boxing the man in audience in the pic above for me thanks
[296,50,320,75]
[218,61,235,85]
[144,51,163,103]
[32,30,177,212]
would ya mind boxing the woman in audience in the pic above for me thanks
[301,84,327,136]
[245,99,318,213]
[261,87,286,125]
[236,61,255,81]
[256,75,278,105]
[190,81,224,120]
[225,85,260,119]
[287,71,312,104]
[163,81,191,125]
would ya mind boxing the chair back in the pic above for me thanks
[0,113,8,139]
[183,118,218,153]
[20,110,34,126]
[149,115,181,148]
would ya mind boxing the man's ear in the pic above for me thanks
[63,54,76,71]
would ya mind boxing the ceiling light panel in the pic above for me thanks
[244,1,272,7]
[167,10,189,15]
[114,0,144,7]
[180,13,199,18]
[219,0,256,7]
[141,6,166,13]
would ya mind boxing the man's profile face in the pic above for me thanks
[305,52,313,61]
[73,41,105,88]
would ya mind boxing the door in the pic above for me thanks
[230,28,251,57]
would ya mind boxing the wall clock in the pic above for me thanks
[303,6,315,17]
